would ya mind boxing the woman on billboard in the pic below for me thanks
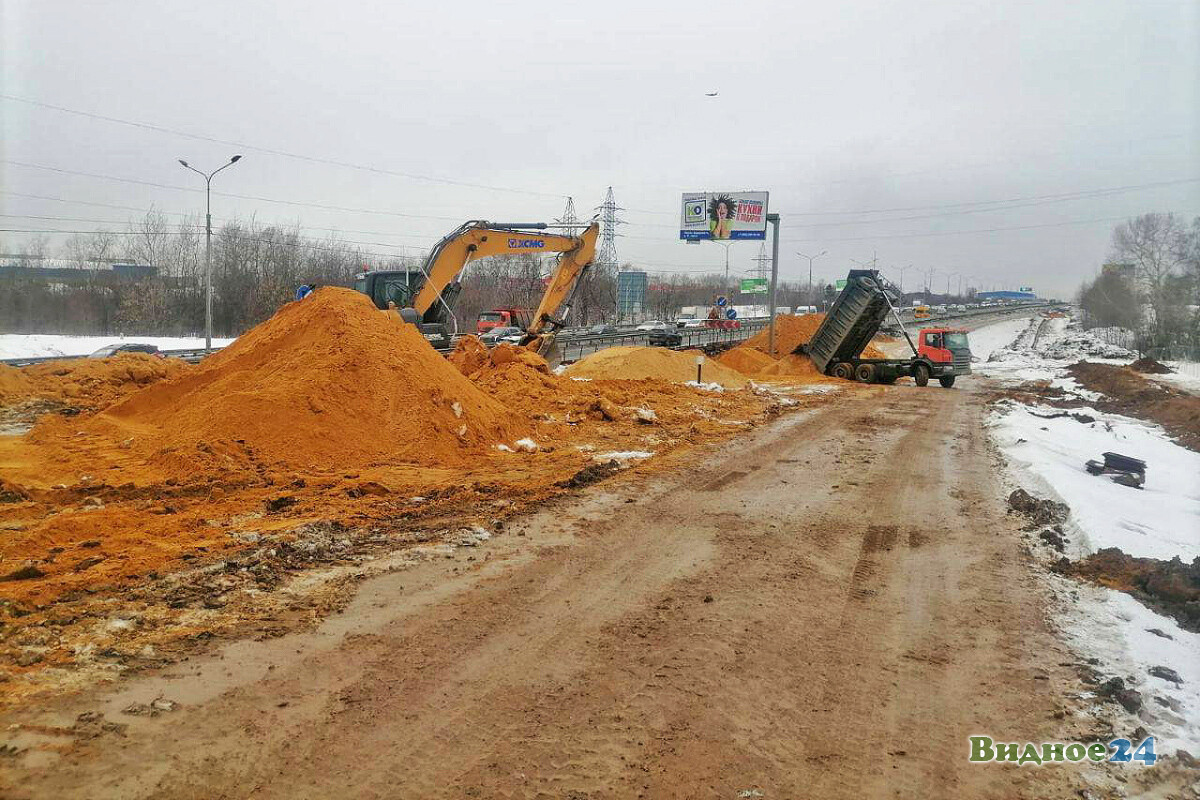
[709,194,735,239]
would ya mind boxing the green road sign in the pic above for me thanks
[739,278,768,294]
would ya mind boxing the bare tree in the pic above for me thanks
[1110,213,1189,335]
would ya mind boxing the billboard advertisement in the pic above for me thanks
[680,192,769,241]
[739,278,768,294]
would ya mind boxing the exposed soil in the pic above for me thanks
[564,346,748,387]
[736,313,887,359]
[0,294,817,707]
[0,354,185,411]
[1130,357,1174,375]
[1056,548,1200,633]
[0,382,1111,799]
[1067,361,1200,452]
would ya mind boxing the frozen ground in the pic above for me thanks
[989,401,1200,562]
[0,334,235,360]
[980,313,1200,754]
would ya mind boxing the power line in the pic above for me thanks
[621,177,1200,228]
[0,94,565,199]
[0,227,420,262]
[789,211,1199,243]
[1,160,474,222]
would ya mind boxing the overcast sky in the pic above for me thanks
[2,0,1197,298]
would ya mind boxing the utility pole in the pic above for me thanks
[766,213,781,357]
[796,250,826,305]
[178,155,243,351]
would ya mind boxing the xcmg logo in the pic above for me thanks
[508,238,545,249]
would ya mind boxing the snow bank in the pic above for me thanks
[0,334,235,360]
[1053,582,1200,754]
[964,317,1031,362]
[989,402,1200,561]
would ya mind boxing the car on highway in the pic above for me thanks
[479,326,524,345]
[645,325,683,348]
[635,320,665,331]
[675,318,706,329]
[587,323,619,335]
[88,343,163,359]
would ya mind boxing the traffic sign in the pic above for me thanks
[725,308,737,320]
[716,295,728,307]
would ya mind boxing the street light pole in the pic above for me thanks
[796,250,826,305]
[178,154,243,351]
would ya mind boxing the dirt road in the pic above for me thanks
[3,381,1085,798]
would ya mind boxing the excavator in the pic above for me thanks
[353,221,599,354]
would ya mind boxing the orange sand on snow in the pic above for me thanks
[564,347,748,387]
[0,354,186,410]
[48,289,527,476]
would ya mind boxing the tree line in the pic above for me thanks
[1077,213,1200,359]
[0,213,837,338]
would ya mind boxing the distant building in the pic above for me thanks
[617,270,648,318]
[1101,262,1137,282]
[976,290,1038,301]
[0,254,158,283]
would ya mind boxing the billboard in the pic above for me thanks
[680,192,769,241]
[739,278,768,294]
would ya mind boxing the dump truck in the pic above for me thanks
[801,269,971,387]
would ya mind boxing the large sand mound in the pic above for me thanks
[83,288,524,473]
[564,346,747,388]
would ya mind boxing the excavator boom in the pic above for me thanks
[412,221,597,318]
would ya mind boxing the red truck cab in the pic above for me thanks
[477,307,531,334]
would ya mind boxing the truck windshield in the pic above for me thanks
[945,333,969,349]
[479,313,503,322]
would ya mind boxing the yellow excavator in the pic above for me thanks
[354,220,599,354]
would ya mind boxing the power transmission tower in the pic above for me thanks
[595,186,623,270]
[554,196,584,237]
[752,240,771,279]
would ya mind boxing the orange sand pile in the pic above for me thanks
[32,288,525,476]
[448,335,490,376]
[564,346,747,387]
[738,314,885,359]
[757,354,824,379]
[0,354,186,409]
[717,347,775,374]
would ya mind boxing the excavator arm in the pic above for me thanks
[412,221,598,319]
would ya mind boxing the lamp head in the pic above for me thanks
[178,159,189,168]
[230,155,242,163]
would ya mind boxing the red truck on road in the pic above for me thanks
[476,307,532,334]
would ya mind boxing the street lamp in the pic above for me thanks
[888,263,913,296]
[178,154,243,351]
[796,250,826,305]
[709,240,734,300]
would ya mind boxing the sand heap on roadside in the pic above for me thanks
[50,288,525,475]
[564,346,748,388]
[737,313,886,359]
[0,354,186,410]
[716,314,886,381]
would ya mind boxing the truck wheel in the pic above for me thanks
[854,364,876,383]
[938,375,956,388]
[914,364,931,387]
[832,362,854,381]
